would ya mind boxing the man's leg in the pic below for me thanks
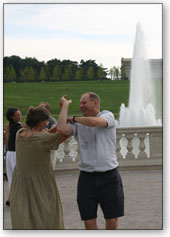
[77,171,99,229]
[84,219,98,230]
[105,218,118,230]
[99,169,124,230]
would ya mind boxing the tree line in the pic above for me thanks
[3,55,127,82]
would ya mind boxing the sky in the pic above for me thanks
[3,3,162,69]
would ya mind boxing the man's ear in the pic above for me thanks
[94,99,99,108]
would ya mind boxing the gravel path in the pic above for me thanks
[3,169,162,230]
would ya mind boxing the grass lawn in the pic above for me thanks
[3,80,130,124]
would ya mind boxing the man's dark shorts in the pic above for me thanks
[77,168,124,221]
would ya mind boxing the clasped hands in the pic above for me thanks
[58,95,72,108]
[59,95,74,124]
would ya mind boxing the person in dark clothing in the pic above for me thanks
[5,107,22,206]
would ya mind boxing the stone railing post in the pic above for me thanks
[63,138,71,159]
[126,133,135,160]
[138,133,147,159]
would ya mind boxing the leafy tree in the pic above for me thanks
[109,67,114,80]
[45,65,51,82]
[75,69,81,81]
[23,57,44,75]
[62,67,69,81]
[3,55,109,82]
[46,59,61,73]
[75,67,85,81]
[113,66,120,80]
[80,59,98,73]
[4,65,17,82]
[27,67,36,82]
[19,69,24,82]
[3,55,23,78]
[11,65,17,82]
[67,64,73,80]
[4,67,11,82]
[120,64,127,80]
[50,65,62,81]
[70,61,78,77]
[20,66,29,82]
[87,66,94,80]
[61,60,78,77]
[62,64,73,81]
[39,67,46,82]
[97,64,106,80]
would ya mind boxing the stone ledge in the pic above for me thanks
[54,159,162,175]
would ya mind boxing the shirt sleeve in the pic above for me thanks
[99,111,116,128]
[38,132,63,151]
[68,123,77,136]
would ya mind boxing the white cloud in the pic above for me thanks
[4,3,162,68]
[5,34,161,69]
[4,4,162,36]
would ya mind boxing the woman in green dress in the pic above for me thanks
[10,106,65,229]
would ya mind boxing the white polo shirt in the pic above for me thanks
[69,110,119,172]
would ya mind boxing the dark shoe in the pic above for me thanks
[6,200,10,206]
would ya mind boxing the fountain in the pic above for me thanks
[52,23,162,171]
[119,22,161,127]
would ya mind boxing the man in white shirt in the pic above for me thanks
[57,92,124,230]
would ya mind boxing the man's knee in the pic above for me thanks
[84,219,98,230]
[106,218,118,230]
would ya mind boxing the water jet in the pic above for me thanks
[119,23,162,127]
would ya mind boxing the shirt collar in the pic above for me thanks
[97,111,101,117]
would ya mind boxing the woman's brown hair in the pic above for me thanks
[26,106,49,128]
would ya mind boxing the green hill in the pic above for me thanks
[4,80,130,123]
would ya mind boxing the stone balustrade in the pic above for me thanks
[116,126,162,170]
[3,126,162,173]
[53,126,163,172]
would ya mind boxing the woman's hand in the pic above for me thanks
[59,95,72,108]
